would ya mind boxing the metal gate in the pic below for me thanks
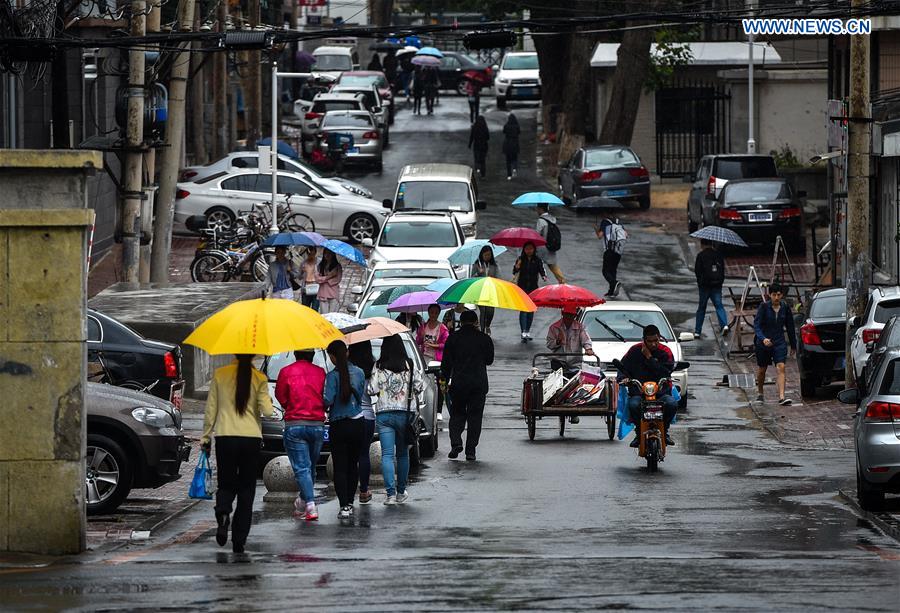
[655,80,731,178]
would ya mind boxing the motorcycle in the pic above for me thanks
[612,359,689,472]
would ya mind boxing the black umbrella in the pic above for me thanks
[572,196,625,209]
[370,41,403,52]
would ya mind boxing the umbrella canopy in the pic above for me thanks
[448,239,507,266]
[404,35,423,48]
[322,239,367,267]
[395,45,419,58]
[416,46,443,58]
[425,278,457,293]
[438,277,536,312]
[387,291,442,313]
[256,137,300,161]
[183,298,342,356]
[528,284,605,310]
[298,231,328,247]
[343,317,409,345]
[489,227,546,248]
[690,226,749,248]
[411,55,441,67]
[261,232,322,248]
[323,312,369,334]
[511,192,565,207]
[572,196,625,210]
[370,41,402,52]
[370,284,426,306]
[462,70,492,86]
[294,50,316,67]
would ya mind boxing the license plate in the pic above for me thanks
[513,87,535,96]
[748,212,773,222]
[604,189,628,197]
[346,147,360,154]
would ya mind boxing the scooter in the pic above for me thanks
[612,359,689,472]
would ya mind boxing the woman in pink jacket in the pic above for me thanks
[416,304,449,362]
[315,248,343,314]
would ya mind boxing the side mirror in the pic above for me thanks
[683,174,695,183]
[837,388,859,405]
[382,198,393,209]
[373,106,383,114]
[350,285,364,295]
[475,200,487,211]
[491,64,499,71]
[673,361,691,371]
[349,303,359,314]
[678,332,695,342]
[849,315,860,328]
[361,237,374,247]
[426,360,442,375]
[308,190,322,199]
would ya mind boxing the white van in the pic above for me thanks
[383,164,486,239]
[312,45,359,75]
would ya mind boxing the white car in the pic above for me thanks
[494,52,541,109]
[174,168,386,241]
[351,260,458,307]
[352,277,446,319]
[850,286,900,382]
[178,151,372,199]
[364,211,469,279]
[300,92,368,154]
[579,301,693,408]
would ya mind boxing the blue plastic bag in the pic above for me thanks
[616,382,680,441]
[188,450,214,500]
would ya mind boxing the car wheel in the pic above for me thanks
[456,80,468,96]
[205,207,235,231]
[383,129,390,149]
[345,213,377,244]
[688,208,699,233]
[857,462,885,511]
[800,371,818,398]
[86,433,133,515]
[374,159,384,173]
[409,433,422,467]
[638,195,651,210]
[496,96,506,110]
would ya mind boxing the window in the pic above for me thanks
[232,156,258,169]
[584,148,640,169]
[339,75,387,89]
[656,87,716,134]
[878,358,900,395]
[583,310,675,342]
[573,150,584,168]
[378,222,459,248]
[722,181,792,203]
[874,299,900,324]
[373,268,453,279]
[809,294,846,319]
[713,157,778,180]
[222,174,270,193]
[441,56,461,70]
[312,101,362,113]
[278,176,310,196]
[396,181,473,212]
[321,113,374,128]
[87,317,101,342]
[314,54,352,71]
[502,54,539,70]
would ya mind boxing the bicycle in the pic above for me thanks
[254,194,316,233]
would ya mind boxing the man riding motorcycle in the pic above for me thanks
[616,324,677,448]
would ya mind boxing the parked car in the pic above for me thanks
[312,45,358,77]
[557,145,651,210]
[384,163,486,239]
[438,51,493,95]
[709,178,805,252]
[300,92,368,153]
[861,316,900,396]
[837,351,900,511]
[334,70,394,123]
[318,110,384,171]
[849,286,900,383]
[86,381,189,514]
[797,288,847,397]
[330,84,389,145]
[579,301,694,409]
[174,168,386,241]
[365,211,468,278]
[87,309,184,407]
[178,151,371,199]
[686,154,778,232]
[494,51,540,109]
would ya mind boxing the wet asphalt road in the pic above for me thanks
[4,97,900,611]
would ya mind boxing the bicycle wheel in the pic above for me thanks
[250,250,269,283]
[190,252,230,282]
[282,213,315,233]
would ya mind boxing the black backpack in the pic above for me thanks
[700,251,725,286]
[545,220,562,252]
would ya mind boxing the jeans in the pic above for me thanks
[627,393,677,434]
[546,263,566,284]
[602,250,621,294]
[301,293,320,311]
[358,418,376,493]
[283,424,324,504]
[377,411,412,496]
[448,387,486,455]
[695,286,728,334]
[329,418,367,507]
[468,96,480,122]
[318,298,337,314]
[214,436,261,546]
[519,311,534,334]
[479,305,495,331]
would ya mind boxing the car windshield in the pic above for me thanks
[396,181,472,212]
[314,54,352,71]
[583,309,675,342]
[502,54,539,70]
[322,113,373,128]
[340,75,386,88]
[874,299,900,324]
[263,350,329,381]
[378,221,458,248]
[584,148,640,169]
[878,358,900,395]
[723,181,791,203]
[810,294,846,318]
[714,157,777,180]
[312,100,361,113]
[373,268,453,279]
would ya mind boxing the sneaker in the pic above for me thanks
[486,327,491,336]
[722,325,730,335]
[525,331,533,340]
[232,541,245,554]
[215,512,230,547]
[384,495,398,506]
[338,506,352,519]
[304,504,319,521]
[665,434,675,446]
[448,447,462,459]
[778,398,793,406]
[613,281,622,297]
[396,491,409,504]
[507,176,512,181]
[359,491,372,505]
[512,169,518,177]
[521,332,528,343]
[629,437,640,448]
[437,413,443,422]
[465,453,476,461]
[569,416,580,424]
[693,332,702,339]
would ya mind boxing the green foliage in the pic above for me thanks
[769,145,804,169]
[644,27,698,92]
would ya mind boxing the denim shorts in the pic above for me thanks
[755,341,787,367]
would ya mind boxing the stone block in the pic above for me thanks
[7,460,84,555]
[0,229,6,339]
[262,456,298,493]
[0,342,84,461]
[0,463,8,551]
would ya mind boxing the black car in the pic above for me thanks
[798,288,846,397]
[438,51,492,95]
[686,154,778,232]
[709,178,805,253]
[557,145,651,210]
[87,309,185,407]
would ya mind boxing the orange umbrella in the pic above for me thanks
[343,317,409,345]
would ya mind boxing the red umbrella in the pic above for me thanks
[490,227,546,248]
[462,69,492,86]
[529,284,605,310]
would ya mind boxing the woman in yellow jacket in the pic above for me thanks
[201,354,274,553]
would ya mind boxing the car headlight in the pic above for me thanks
[496,77,509,84]
[341,183,372,198]
[462,224,477,238]
[453,264,468,276]
[132,407,175,428]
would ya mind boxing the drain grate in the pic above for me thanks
[726,373,756,388]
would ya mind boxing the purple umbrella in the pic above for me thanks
[387,291,442,313]
[411,55,441,67]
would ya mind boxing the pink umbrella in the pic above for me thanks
[387,290,442,313]
[489,227,547,248]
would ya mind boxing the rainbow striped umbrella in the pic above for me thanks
[437,277,536,313]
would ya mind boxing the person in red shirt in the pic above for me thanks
[275,350,326,521]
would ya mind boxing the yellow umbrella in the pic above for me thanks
[183,298,343,355]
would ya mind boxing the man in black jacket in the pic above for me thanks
[617,325,677,447]
[441,310,494,461]
[694,239,729,338]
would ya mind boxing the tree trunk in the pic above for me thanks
[372,0,393,26]
[558,34,596,163]
[532,34,567,134]
[598,26,655,146]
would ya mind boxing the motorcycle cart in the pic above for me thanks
[520,353,617,440]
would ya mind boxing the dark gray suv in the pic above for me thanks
[685,154,778,232]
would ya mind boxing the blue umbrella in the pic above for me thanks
[416,46,443,58]
[322,239,368,267]
[690,226,749,248]
[298,231,328,246]
[404,35,423,48]
[257,137,300,161]
[261,232,322,248]
[512,192,565,207]
[425,278,457,293]
[448,239,507,266]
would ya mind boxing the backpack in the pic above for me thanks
[544,219,562,252]
[604,221,627,254]
[700,251,725,286]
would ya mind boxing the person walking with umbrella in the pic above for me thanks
[367,54,383,71]
[383,51,398,89]
[536,204,566,284]
[424,67,440,115]
[315,248,343,314]
[201,354,275,553]
[596,217,626,297]
[693,239,729,338]
[464,78,482,123]
[441,310,495,461]
[502,113,520,180]
[513,241,547,342]
[348,341,377,505]
[473,245,499,335]
[267,246,298,300]
[412,66,425,115]
[469,116,490,178]
[300,247,320,310]
[753,283,797,406]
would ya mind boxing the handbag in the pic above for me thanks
[188,449,214,499]
[404,360,420,442]
[303,283,320,296]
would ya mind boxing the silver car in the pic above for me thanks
[301,92,367,153]
[318,110,384,171]
[330,84,389,146]
[557,145,651,210]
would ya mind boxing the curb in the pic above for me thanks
[838,489,900,544]
[135,498,203,536]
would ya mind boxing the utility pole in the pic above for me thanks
[190,7,207,164]
[212,0,227,159]
[846,0,871,386]
[121,0,147,283]
[150,0,197,283]
[246,0,262,148]
[141,0,161,283]
[746,0,757,154]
